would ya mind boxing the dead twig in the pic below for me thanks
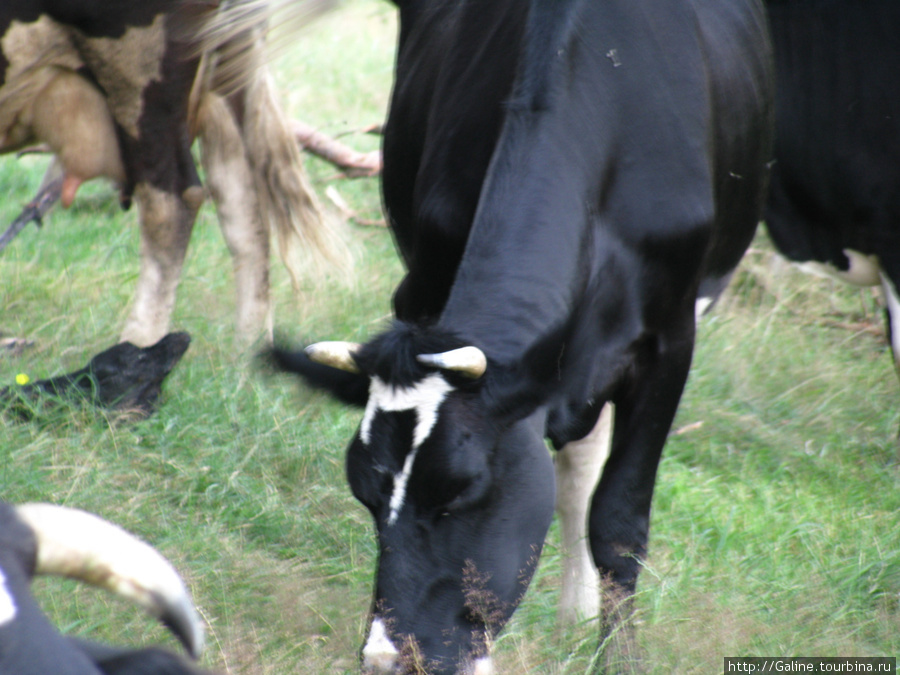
[292,120,382,178]
[325,186,385,227]
[0,161,64,254]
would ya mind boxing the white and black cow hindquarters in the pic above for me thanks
[0,2,334,350]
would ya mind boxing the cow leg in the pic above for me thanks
[121,183,203,347]
[197,93,272,347]
[588,327,695,672]
[879,268,900,379]
[555,403,613,624]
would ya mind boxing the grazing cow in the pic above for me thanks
[0,501,209,674]
[0,0,333,348]
[764,0,900,373]
[0,331,190,420]
[271,0,775,671]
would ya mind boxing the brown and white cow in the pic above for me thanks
[0,0,335,347]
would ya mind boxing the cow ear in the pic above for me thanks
[263,345,370,407]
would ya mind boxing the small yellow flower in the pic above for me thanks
[15,373,30,386]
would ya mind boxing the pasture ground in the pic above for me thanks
[1,2,898,672]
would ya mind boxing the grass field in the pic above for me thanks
[1,2,898,673]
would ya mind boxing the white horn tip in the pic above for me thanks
[14,503,205,658]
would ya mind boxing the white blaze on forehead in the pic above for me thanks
[362,374,453,447]
[0,569,16,626]
[361,374,454,525]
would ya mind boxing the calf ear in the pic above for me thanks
[263,346,370,407]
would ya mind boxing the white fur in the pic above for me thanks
[361,618,399,673]
[470,656,495,675]
[694,296,713,322]
[555,403,614,623]
[361,374,454,525]
[388,448,420,526]
[362,374,453,447]
[0,569,16,626]
[797,248,881,287]
[880,271,900,367]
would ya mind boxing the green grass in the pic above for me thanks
[1,2,898,672]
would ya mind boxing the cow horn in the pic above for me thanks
[305,341,362,373]
[14,503,205,659]
[417,346,487,378]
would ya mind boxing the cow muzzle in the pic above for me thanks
[362,618,399,673]
[361,618,495,675]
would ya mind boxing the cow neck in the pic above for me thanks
[436,103,611,367]
[436,137,597,364]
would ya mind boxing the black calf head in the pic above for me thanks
[272,324,556,674]
[1,332,190,420]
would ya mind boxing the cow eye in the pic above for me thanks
[442,470,491,512]
[346,436,390,512]
[415,440,491,512]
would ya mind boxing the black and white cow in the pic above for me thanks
[0,501,208,674]
[0,0,333,348]
[272,0,775,672]
[764,0,900,371]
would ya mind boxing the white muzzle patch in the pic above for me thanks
[0,569,17,626]
[469,656,495,675]
[362,617,400,673]
[361,374,454,524]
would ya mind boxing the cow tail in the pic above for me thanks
[194,0,347,289]
[241,57,348,288]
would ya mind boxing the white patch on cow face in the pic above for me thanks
[361,374,454,525]
[0,569,16,626]
[361,617,399,672]
[797,248,881,287]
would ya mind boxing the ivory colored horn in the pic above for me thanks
[15,503,204,659]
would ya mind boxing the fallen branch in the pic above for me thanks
[0,161,64,255]
[292,120,382,177]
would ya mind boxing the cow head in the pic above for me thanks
[282,323,556,674]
